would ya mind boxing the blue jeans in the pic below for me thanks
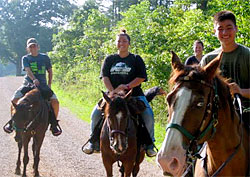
[90,96,155,148]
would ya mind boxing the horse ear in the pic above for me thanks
[102,91,111,104]
[125,89,133,100]
[171,51,184,70]
[203,52,222,80]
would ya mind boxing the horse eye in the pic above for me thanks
[197,102,204,108]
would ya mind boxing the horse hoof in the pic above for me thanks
[15,168,21,175]
[34,171,40,177]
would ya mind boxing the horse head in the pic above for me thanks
[11,88,42,140]
[157,51,223,176]
[102,90,132,155]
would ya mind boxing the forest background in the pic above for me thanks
[1,0,249,148]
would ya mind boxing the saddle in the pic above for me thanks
[20,84,54,100]
[94,97,153,147]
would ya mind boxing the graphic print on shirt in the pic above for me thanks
[110,62,131,75]
[30,62,46,75]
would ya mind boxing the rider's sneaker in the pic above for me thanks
[83,142,100,154]
[146,148,157,157]
[3,123,13,133]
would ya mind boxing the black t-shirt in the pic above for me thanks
[100,53,147,96]
[185,56,200,65]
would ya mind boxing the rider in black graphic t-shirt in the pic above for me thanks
[101,53,146,97]
[83,30,157,157]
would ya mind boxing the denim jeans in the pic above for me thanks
[90,96,155,148]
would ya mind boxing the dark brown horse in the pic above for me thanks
[157,52,249,176]
[100,90,145,177]
[11,88,49,177]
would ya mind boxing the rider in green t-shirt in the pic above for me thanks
[4,38,62,136]
[200,11,250,126]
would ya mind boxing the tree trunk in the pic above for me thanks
[15,58,22,76]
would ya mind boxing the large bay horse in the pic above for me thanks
[11,88,49,177]
[157,52,249,176]
[100,90,145,177]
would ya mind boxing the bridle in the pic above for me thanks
[167,76,218,154]
[166,75,243,176]
[12,102,43,135]
[106,101,131,154]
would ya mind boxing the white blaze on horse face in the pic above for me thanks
[158,87,192,161]
[116,111,123,151]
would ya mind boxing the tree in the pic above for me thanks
[0,0,76,75]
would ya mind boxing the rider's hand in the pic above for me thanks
[229,82,241,96]
[33,79,40,86]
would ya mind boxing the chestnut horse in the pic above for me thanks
[11,88,49,177]
[100,91,145,177]
[157,52,249,176]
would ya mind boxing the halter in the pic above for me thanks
[106,106,131,153]
[167,76,218,148]
[166,75,243,176]
[166,76,219,175]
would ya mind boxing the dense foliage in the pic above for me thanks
[0,0,76,75]
[49,0,250,124]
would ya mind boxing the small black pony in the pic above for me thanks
[11,88,49,177]
[100,90,146,177]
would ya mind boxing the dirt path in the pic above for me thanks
[0,76,163,177]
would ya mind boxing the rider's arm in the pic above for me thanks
[126,77,145,89]
[47,68,52,88]
[239,88,250,99]
[102,77,114,92]
[25,67,36,80]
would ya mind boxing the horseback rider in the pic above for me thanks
[200,11,250,128]
[83,30,159,157]
[4,38,62,136]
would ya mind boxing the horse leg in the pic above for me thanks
[102,158,113,177]
[119,165,124,177]
[132,150,145,177]
[32,137,37,169]
[15,140,22,175]
[22,136,31,177]
[123,162,134,177]
[33,135,45,177]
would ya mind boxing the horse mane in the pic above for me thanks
[104,91,146,117]
[169,64,235,119]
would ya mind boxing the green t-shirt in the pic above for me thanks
[200,44,250,107]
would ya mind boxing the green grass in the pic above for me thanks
[52,83,97,122]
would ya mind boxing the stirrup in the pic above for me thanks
[3,121,13,134]
[50,121,62,136]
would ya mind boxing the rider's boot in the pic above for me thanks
[49,107,62,136]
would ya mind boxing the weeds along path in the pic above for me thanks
[0,76,163,177]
